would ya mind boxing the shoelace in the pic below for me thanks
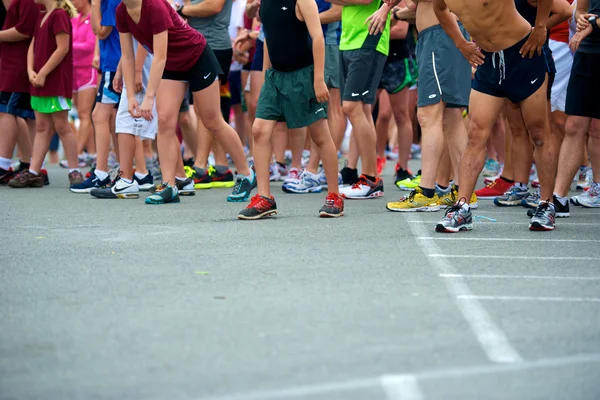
[155,182,168,193]
[351,176,369,189]
[232,176,244,193]
[533,201,552,218]
[444,197,468,217]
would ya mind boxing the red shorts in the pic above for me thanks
[73,67,98,93]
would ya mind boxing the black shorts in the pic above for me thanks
[340,48,386,104]
[0,92,35,120]
[379,57,418,94]
[96,71,121,108]
[565,51,600,119]
[250,39,264,71]
[164,43,223,94]
[188,47,232,106]
[473,34,547,104]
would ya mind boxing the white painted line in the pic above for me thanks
[430,254,597,261]
[417,237,600,243]
[404,214,523,364]
[458,295,600,303]
[441,274,600,280]
[407,220,599,226]
[380,375,424,400]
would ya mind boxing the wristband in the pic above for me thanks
[392,8,399,20]
[176,4,185,18]
[589,16,600,32]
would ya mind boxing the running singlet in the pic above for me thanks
[387,39,409,61]
[259,0,313,72]
[316,0,341,46]
[549,0,574,43]
[187,0,233,50]
[579,0,600,53]
[339,0,390,55]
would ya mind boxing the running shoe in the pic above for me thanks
[494,186,529,206]
[227,171,256,202]
[188,166,212,189]
[398,170,421,190]
[0,167,14,184]
[377,156,386,176]
[317,170,342,190]
[237,194,277,220]
[68,170,84,186]
[269,163,281,181]
[283,170,322,194]
[145,183,180,204]
[475,177,513,199]
[319,192,345,218]
[340,166,359,186]
[394,165,413,189]
[40,169,49,185]
[437,186,479,210]
[69,173,110,193]
[577,182,600,208]
[149,178,195,196]
[482,159,501,177]
[134,172,154,191]
[210,166,235,188]
[410,144,421,160]
[527,196,570,218]
[183,157,195,168]
[340,175,384,199]
[529,201,556,231]
[277,163,289,178]
[8,170,44,188]
[386,187,440,212]
[435,199,473,233]
[91,176,140,199]
[385,148,399,161]
[283,168,301,184]
[521,190,540,209]
[576,166,591,190]
[60,155,87,169]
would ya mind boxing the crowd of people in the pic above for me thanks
[0,0,598,231]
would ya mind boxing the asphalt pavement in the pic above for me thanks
[1,162,599,400]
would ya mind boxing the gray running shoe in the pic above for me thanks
[529,201,556,231]
[494,186,528,206]
[521,190,540,209]
[435,200,473,233]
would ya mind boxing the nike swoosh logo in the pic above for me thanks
[531,78,538,84]
[351,93,359,97]
[204,73,211,79]
[315,108,324,114]
[113,185,132,192]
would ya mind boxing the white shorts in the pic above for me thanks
[115,86,158,139]
[244,73,251,92]
[549,40,573,113]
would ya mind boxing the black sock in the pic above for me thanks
[454,184,459,192]
[420,186,435,198]
[364,175,377,182]
[437,184,448,191]
[500,176,513,184]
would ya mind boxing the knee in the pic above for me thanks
[252,123,270,143]
[342,101,362,118]
[54,121,71,135]
[157,115,178,135]
[377,111,392,127]
[565,118,590,139]
[202,113,225,133]
[35,121,52,135]
[589,124,600,140]
[417,107,437,129]
[467,120,490,147]
[178,111,195,129]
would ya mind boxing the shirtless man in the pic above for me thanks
[430,0,560,232]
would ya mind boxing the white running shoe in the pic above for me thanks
[269,163,281,181]
[90,177,139,199]
[340,175,384,199]
[283,167,300,184]
[577,182,600,208]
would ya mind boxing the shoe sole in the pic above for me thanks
[211,181,235,188]
[237,209,278,220]
[70,187,95,193]
[194,183,212,189]
[398,185,419,191]
[179,190,196,196]
[386,205,440,212]
[494,200,526,207]
[435,223,473,233]
[282,186,323,194]
[319,210,345,218]
[529,222,555,231]
[145,197,181,204]
[342,191,384,200]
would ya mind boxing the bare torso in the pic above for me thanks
[415,0,459,34]
[443,0,532,52]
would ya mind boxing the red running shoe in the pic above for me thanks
[475,177,512,199]
[237,194,278,220]
[377,156,386,176]
[319,192,345,218]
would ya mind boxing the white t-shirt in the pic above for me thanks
[229,0,246,71]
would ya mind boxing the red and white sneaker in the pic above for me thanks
[376,156,386,176]
[340,175,384,199]
[475,177,513,199]
[284,167,300,184]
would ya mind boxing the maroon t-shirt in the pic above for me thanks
[0,0,41,93]
[31,9,73,98]
[116,0,205,72]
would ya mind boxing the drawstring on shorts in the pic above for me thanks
[491,50,506,85]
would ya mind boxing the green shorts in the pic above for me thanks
[255,65,327,129]
[31,96,72,114]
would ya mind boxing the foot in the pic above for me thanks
[269,163,281,182]
[176,177,195,196]
[482,159,501,177]
[435,199,473,233]
[70,173,111,193]
[91,176,140,199]
[134,172,154,191]
[397,170,421,191]
[529,201,556,231]
[68,170,84,186]
[227,171,256,202]
[521,190,540,209]
[394,165,413,189]
[317,170,342,190]
[283,168,301,185]
[145,183,180,204]
[0,167,14,184]
[376,156,386,176]
[387,187,440,212]
[210,166,235,188]
[8,170,44,188]
[187,166,212,189]
[238,194,278,220]
[319,192,344,218]
[576,182,600,208]
[340,166,359,186]
[282,170,322,194]
[474,177,513,199]
[493,186,529,207]
[437,185,479,210]
[340,175,384,200]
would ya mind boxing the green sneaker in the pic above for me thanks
[145,183,180,204]
[397,170,421,190]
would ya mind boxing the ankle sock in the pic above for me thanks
[195,167,207,175]
[435,183,450,193]
[121,177,133,184]
[420,186,436,198]
[19,160,30,169]
[215,165,229,174]
[500,176,514,184]
[0,156,11,170]
[95,169,109,180]
[68,168,80,174]
[176,176,187,182]
[29,169,38,175]
[515,182,528,190]
[134,171,148,180]
[364,174,377,182]
[553,193,568,206]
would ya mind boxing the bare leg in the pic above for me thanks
[342,101,377,177]
[442,107,468,187]
[75,88,97,155]
[389,88,413,170]
[29,113,54,173]
[134,137,148,175]
[117,133,136,180]
[92,102,116,173]
[289,127,306,170]
[505,103,533,185]
[436,141,452,188]
[554,115,591,197]
[252,118,277,197]
[308,118,338,194]
[416,102,445,189]
[16,117,33,162]
[328,88,346,150]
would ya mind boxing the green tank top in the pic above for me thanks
[339,0,390,55]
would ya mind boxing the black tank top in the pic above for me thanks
[259,0,313,72]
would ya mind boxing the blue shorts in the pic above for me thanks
[96,71,121,106]
[250,40,264,72]
[0,92,35,120]
[229,70,242,105]
[473,34,547,104]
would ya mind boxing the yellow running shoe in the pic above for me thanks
[438,186,479,209]
[469,192,479,209]
[386,187,440,212]
[397,170,421,190]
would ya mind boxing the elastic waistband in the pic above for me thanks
[482,33,531,55]
[419,21,464,36]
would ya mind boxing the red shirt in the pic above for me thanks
[31,9,73,98]
[0,0,41,93]
[549,0,574,43]
[116,0,205,72]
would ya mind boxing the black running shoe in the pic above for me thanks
[238,194,277,220]
[553,195,570,218]
[0,167,14,184]
[394,165,412,187]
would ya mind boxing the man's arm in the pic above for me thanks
[391,6,416,22]
[180,0,226,18]
[298,0,329,103]
[326,0,371,6]
[520,0,552,57]
[0,28,29,42]
[546,0,572,29]
[575,0,590,21]
[320,4,341,24]
[91,0,114,40]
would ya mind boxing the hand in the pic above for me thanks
[32,73,46,88]
[366,4,390,35]
[314,80,329,104]
[569,24,592,52]
[128,95,141,119]
[233,50,249,64]
[92,54,100,70]
[134,70,143,93]
[112,70,123,93]
[233,30,251,50]
[520,26,546,58]
[458,41,485,68]
[247,0,260,13]
[576,14,596,31]
[140,95,154,121]
[28,70,37,84]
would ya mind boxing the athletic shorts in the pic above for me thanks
[416,24,471,108]
[549,39,573,112]
[229,69,242,105]
[0,92,35,120]
[163,43,222,93]
[250,39,264,71]
[340,48,386,104]
[31,96,72,114]
[325,44,341,89]
[116,86,158,140]
[379,56,418,94]
[473,34,547,104]
[96,71,121,105]
[188,47,232,107]
[565,51,600,120]
[256,65,327,129]
[73,67,98,93]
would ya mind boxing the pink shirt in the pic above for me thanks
[71,13,95,68]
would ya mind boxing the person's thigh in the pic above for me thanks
[519,79,551,138]
[156,80,187,130]
[468,90,506,138]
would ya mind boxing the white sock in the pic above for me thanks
[68,168,80,173]
[121,177,133,184]
[134,171,147,180]
[95,169,109,180]
[29,169,38,175]
[0,156,11,170]
[515,182,527,190]
[553,193,568,206]
[176,176,187,182]
[461,202,470,211]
